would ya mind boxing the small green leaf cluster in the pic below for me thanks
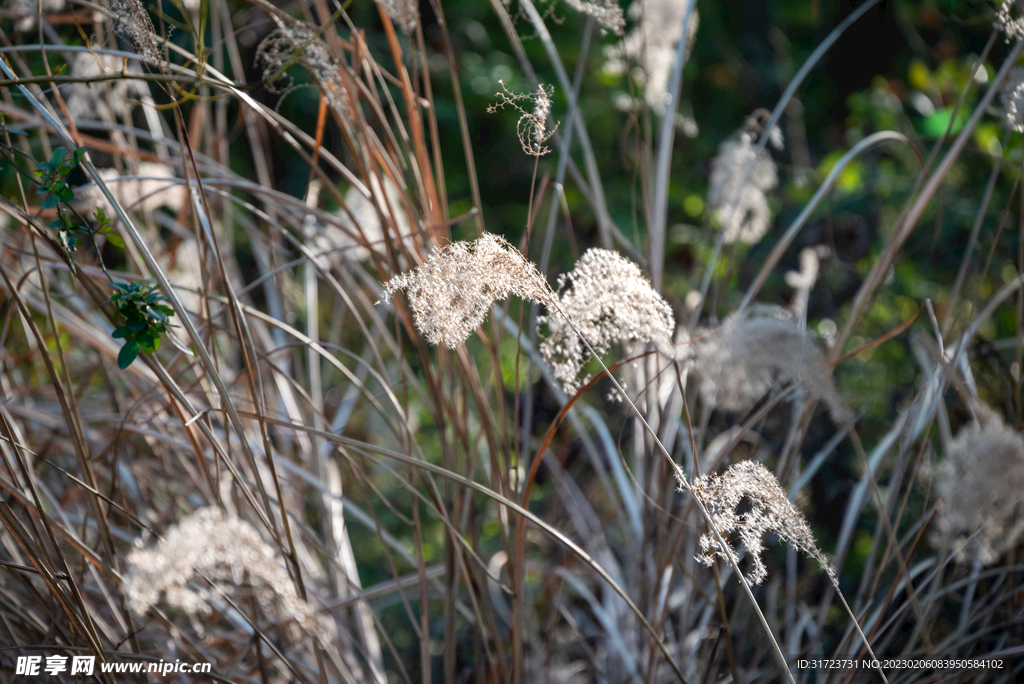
[35,146,86,210]
[105,282,175,369]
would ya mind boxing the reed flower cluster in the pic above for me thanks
[691,461,832,585]
[381,233,555,348]
[64,52,149,122]
[540,248,674,393]
[934,409,1024,565]
[123,507,319,637]
[694,305,843,419]
[996,0,1024,42]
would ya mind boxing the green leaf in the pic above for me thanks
[128,320,148,332]
[42,195,59,210]
[105,233,124,248]
[118,339,140,369]
[73,146,87,166]
[111,326,130,339]
[57,186,74,202]
[51,147,67,166]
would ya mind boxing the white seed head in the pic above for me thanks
[691,460,832,585]
[381,233,555,348]
[124,507,320,638]
[694,305,844,420]
[934,408,1024,566]
[540,248,674,394]
[606,1,699,114]
[708,110,782,245]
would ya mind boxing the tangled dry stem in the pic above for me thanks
[487,81,559,157]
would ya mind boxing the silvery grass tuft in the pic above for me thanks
[376,0,419,34]
[79,162,183,216]
[692,461,833,585]
[381,233,555,348]
[694,304,845,420]
[934,407,1024,565]
[124,507,320,639]
[562,0,625,35]
[604,0,699,113]
[997,0,1024,41]
[708,108,784,245]
[999,66,1024,133]
[109,0,160,64]
[257,21,351,122]
[539,247,675,393]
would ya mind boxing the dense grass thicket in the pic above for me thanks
[0,0,1023,682]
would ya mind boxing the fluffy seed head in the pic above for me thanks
[381,233,555,348]
[78,162,183,217]
[934,409,1024,565]
[377,0,419,34]
[563,0,625,35]
[605,1,699,114]
[996,0,1024,42]
[694,305,844,420]
[123,507,319,638]
[691,460,832,585]
[999,67,1024,133]
[540,248,674,394]
[109,0,160,64]
[708,109,782,245]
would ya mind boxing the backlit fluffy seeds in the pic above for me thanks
[381,233,555,348]
[563,0,625,35]
[694,305,844,419]
[540,248,674,394]
[605,0,699,114]
[934,409,1024,565]
[996,0,1024,42]
[109,0,160,64]
[78,162,183,217]
[691,460,832,585]
[999,67,1024,133]
[123,507,319,638]
[708,109,783,245]
[376,0,419,34]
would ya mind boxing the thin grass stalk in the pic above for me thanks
[648,0,696,291]
[830,38,1024,363]
[688,0,883,335]
[740,131,919,311]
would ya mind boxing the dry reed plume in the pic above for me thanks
[692,461,832,585]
